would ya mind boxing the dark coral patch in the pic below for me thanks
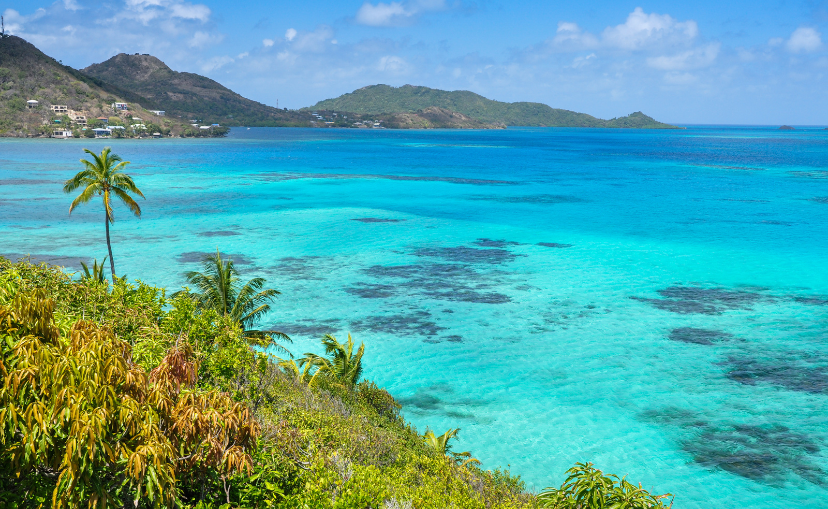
[721,356,828,394]
[350,310,445,337]
[177,251,255,265]
[271,256,326,280]
[686,424,824,486]
[272,319,342,338]
[669,327,735,345]
[361,263,511,304]
[537,242,573,248]
[197,231,241,237]
[468,194,587,204]
[473,238,522,248]
[344,283,397,299]
[414,246,520,264]
[351,218,405,223]
[631,286,763,315]
[641,408,825,487]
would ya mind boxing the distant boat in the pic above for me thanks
[247,128,250,130]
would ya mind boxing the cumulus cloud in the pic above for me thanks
[355,0,446,27]
[263,38,274,47]
[786,27,822,53]
[285,28,297,41]
[602,7,698,50]
[543,8,700,54]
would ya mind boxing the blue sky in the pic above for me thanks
[3,0,827,124]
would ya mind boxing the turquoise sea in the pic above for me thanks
[2,126,828,508]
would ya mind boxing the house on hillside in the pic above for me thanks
[69,112,87,125]
[92,128,111,138]
[150,110,165,116]
[97,117,109,124]
[112,102,128,111]
[52,130,73,138]
[26,100,38,109]
[50,105,68,113]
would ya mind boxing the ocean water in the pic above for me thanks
[2,126,828,508]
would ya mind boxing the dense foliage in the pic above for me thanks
[0,257,674,508]
[306,84,678,128]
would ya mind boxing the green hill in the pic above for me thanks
[81,54,313,127]
[0,35,225,137]
[307,84,677,128]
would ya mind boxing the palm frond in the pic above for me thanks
[68,183,101,214]
[111,187,142,218]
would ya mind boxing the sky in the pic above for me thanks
[3,0,827,124]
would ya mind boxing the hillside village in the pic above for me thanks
[20,98,227,139]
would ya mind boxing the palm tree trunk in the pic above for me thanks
[105,211,116,283]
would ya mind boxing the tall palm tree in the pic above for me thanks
[63,147,144,283]
[174,250,291,354]
[299,333,364,387]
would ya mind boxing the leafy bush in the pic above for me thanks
[538,462,672,509]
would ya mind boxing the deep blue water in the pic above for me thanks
[1,126,828,508]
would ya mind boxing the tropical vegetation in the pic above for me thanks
[63,147,144,283]
[173,249,291,355]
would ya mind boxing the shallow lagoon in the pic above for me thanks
[1,126,827,508]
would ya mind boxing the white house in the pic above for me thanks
[50,105,68,113]
[111,102,128,111]
[150,110,165,116]
[27,100,38,109]
[52,130,73,138]
[92,127,112,137]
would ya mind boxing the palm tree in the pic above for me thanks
[423,428,480,467]
[174,249,291,354]
[299,333,364,387]
[79,257,107,284]
[63,147,144,283]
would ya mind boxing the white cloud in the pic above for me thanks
[355,0,446,27]
[376,55,409,72]
[291,25,335,52]
[237,51,249,59]
[62,0,82,11]
[544,8,699,54]
[169,3,210,21]
[602,7,698,50]
[188,30,221,48]
[285,28,297,41]
[570,53,596,69]
[552,22,599,49]
[647,43,720,70]
[786,27,822,53]
[263,38,274,47]
[201,55,233,72]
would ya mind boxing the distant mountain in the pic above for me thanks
[307,84,678,128]
[81,54,312,127]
